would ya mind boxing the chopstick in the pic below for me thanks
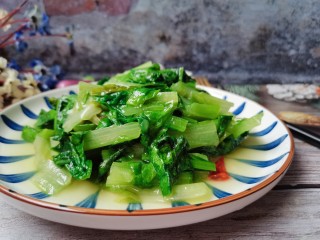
[285,122,320,149]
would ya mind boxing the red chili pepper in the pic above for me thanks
[209,156,230,181]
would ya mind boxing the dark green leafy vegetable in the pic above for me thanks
[54,95,77,140]
[196,133,248,157]
[22,126,40,142]
[99,147,125,180]
[35,109,56,129]
[22,62,263,197]
[214,115,233,138]
[53,133,92,180]
[21,109,56,142]
[148,129,189,195]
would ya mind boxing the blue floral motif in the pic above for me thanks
[232,102,246,115]
[20,104,38,119]
[249,121,278,137]
[229,173,269,184]
[127,203,143,212]
[38,13,51,35]
[207,185,232,199]
[172,201,190,207]
[75,191,99,208]
[7,60,21,71]
[14,31,28,52]
[1,115,24,131]
[0,171,35,183]
[0,154,33,163]
[30,59,64,90]
[244,134,288,150]
[27,192,49,199]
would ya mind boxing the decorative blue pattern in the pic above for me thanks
[0,154,33,164]
[236,152,289,168]
[249,121,278,137]
[127,203,143,212]
[75,191,99,208]
[229,172,269,184]
[69,90,76,95]
[1,115,24,131]
[20,105,38,119]
[232,102,246,115]
[172,201,190,207]
[27,192,49,199]
[207,184,232,199]
[244,134,288,150]
[44,97,53,109]
[0,136,25,144]
[0,171,35,183]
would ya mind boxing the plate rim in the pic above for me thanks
[0,85,295,216]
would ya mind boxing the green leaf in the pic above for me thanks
[148,129,189,196]
[35,109,56,129]
[99,147,125,179]
[228,111,263,138]
[21,126,39,143]
[53,133,92,180]
[198,132,248,157]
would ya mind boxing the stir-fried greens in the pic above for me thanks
[22,62,263,199]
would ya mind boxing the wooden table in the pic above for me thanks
[1,86,319,239]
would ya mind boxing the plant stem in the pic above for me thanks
[0,33,67,49]
[0,24,26,48]
[0,0,29,28]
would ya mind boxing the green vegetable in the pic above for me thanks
[53,133,92,180]
[35,109,56,129]
[54,95,77,140]
[171,182,212,204]
[99,147,125,179]
[166,116,188,132]
[21,110,56,142]
[63,102,101,132]
[22,61,263,200]
[171,81,234,114]
[189,154,216,171]
[228,112,263,138]
[148,129,189,196]
[183,103,220,120]
[182,121,219,149]
[83,122,141,151]
[197,132,248,157]
[22,126,39,142]
[106,162,135,186]
[31,160,72,195]
[34,129,55,166]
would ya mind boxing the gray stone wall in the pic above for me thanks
[2,0,320,83]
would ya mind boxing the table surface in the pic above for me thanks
[1,85,319,240]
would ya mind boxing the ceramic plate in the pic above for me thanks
[0,85,294,230]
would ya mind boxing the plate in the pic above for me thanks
[0,85,294,230]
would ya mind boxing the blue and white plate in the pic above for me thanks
[0,85,294,230]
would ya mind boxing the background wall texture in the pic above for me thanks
[2,0,320,84]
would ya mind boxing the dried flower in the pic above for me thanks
[30,59,64,90]
[0,9,11,31]
[0,1,74,53]
[0,56,41,111]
